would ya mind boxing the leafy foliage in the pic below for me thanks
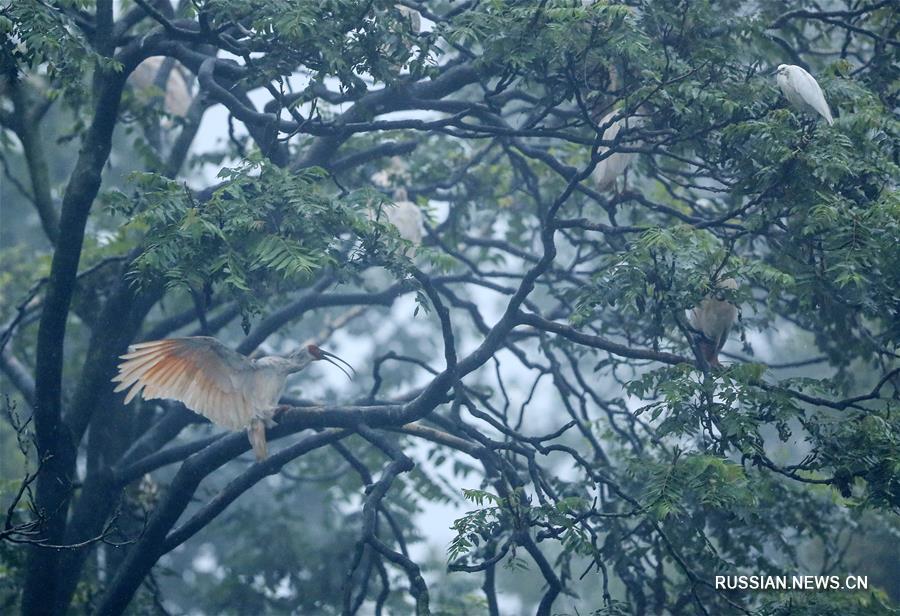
[116,161,392,322]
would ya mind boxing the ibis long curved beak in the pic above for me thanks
[321,350,356,380]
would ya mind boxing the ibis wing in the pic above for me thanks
[112,337,257,430]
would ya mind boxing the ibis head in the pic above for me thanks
[299,344,356,380]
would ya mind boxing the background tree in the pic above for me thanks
[1,1,898,614]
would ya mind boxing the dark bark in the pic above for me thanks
[23,64,128,616]
[94,430,346,615]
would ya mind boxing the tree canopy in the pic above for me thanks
[1,1,898,614]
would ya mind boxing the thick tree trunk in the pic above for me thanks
[22,68,126,616]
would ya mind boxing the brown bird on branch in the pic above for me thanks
[113,337,354,460]
[689,278,738,369]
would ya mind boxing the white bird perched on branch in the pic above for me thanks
[371,158,425,253]
[689,278,738,369]
[774,64,833,125]
[396,4,421,33]
[370,155,410,189]
[592,110,639,192]
[112,337,354,460]
[378,187,425,252]
[129,57,192,117]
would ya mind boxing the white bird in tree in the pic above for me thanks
[592,110,638,192]
[129,57,192,117]
[396,4,421,33]
[380,187,425,251]
[774,64,834,125]
[370,155,410,189]
[112,337,354,460]
[371,159,425,252]
[689,278,738,369]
